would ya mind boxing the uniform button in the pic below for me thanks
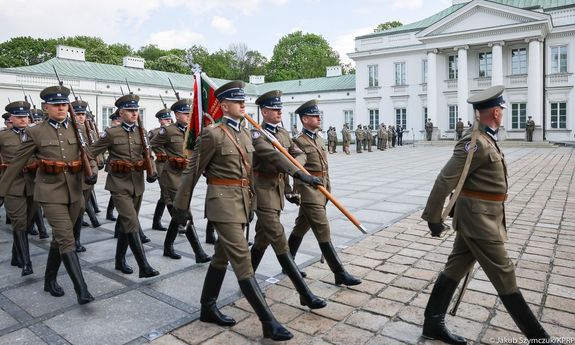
[59,133,62,136]
[61,148,64,150]
[63,156,66,158]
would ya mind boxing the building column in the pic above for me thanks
[456,46,469,126]
[527,37,543,139]
[489,41,504,86]
[426,49,440,140]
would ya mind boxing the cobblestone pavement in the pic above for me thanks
[1,143,574,345]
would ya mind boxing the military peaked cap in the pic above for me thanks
[215,81,245,102]
[115,94,140,110]
[295,99,321,116]
[5,101,31,116]
[467,85,507,110]
[171,99,192,113]
[2,112,11,120]
[40,86,70,104]
[156,108,172,119]
[109,108,120,120]
[71,100,88,114]
[255,90,282,109]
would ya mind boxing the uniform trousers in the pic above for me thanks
[252,207,289,255]
[291,203,331,243]
[443,232,518,295]
[112,192,142,234]
[5,195,34,231]
[41,200,83,253]
[210,222,253,280]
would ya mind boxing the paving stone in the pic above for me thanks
[287,311,337,336]
[541,307,575,330]
[322,322,375,345]
[202,331,256,345]
[391,276,429,291]
[380,320,422,344]
[269,303,305,324]
[362,297,404,317]
[348,279,386,295]
[0,328,47,345]
[310,301,354,321]
[345,310,389,332]
[150,334,188,345]
[44,290,188,345]
[0,305,19,330]
[171,320,224,345]
[366,335,409,345]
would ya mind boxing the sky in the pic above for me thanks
[0,0,453,65]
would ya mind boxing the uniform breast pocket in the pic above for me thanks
[40,140,59,147]
[67,138,77,145]
[170,136,183,143]
[489,152,502,162]
[221,145,239,156]
[245,143,255,153]
[471,202,501,216]
[113,138,128,145]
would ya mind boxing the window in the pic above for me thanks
[448,105,458,130]
[422,59,428,84]
[395,108,406,128]
[289,112,298,129]
[511,48,527,75]
[551,46,568,73]
[448,55,458,80]
[139,108,146,122]
[550,102,567,129]
[368,64,379,87]
[344,110,354,129]
[102,106,114,129]
[368,109,379,129]
[478,52,492,77]
[394,62,406,85]
[423,107,428,127]
[511,103,527,129]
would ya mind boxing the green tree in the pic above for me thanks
[374,21,403,32]
[146,54,191,74]
[136,44,168,62]
[0,36,56,68]
[227,43,268,81]
[267,31,341,82]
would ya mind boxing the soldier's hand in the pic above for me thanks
[84,173,98,185]
[146,173,158,183]
[173,207,191,226]
[293,170,323,187]
[97,161,105,170]
[428,222,448,237]
[285,193,300,205]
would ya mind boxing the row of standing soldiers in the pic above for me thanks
[321,123,404,154]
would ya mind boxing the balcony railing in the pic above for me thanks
[507,74,527,87]
[445,79,458,90]
[547,73,572,86]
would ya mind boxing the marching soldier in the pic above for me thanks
[421,86,563,345]
[26,107,49,239]
[105,110,121,221]
[291,124,298,138]
[149,109,172,231]
[341,123,351,154]
[425,118,433,141]
[150,99,210,263]
[89,94,159,278]
[249,90,326,310]
[288,100,361,287]
[173,81,293,341]
[355,124,364,153]
[526,116,535,142]
[0,101,36,276]
[0,86,97,304]
[456,117,464,140]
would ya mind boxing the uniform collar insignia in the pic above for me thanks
[484,126,498,141]
[264,122,278,133]
[11,127,23,134]
[48,118,68,129]
[303,127,316,139]
[121,122,136,132]
[224,116,240,132]
[176,122,187,132]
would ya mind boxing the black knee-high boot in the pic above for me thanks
[11,232,22,267]
[61,251,94,305]
[35,208,49,239]
[184,222,211,263]
[319,241,361,286]
[139,226,150,243]
[106,197,116,221]
[205,220,216,244]
[73,217,86,252]
[200,265,236,326]
[90,190,100,213]
[85,199,100,228]
[152,199,167,231]
[163,220,181,260]
[115,233,133,274]
[287,234,306,278]
[250,246,266,271]
[14,231,33,276]
[44,246,65,297]
[277,253,326,309]
[126,232,159,278]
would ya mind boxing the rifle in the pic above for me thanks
[52,66,93,178]
[80,95,100,138]
[124,79,155,180]
[20,85,35,124]
[159,94,168,109]
[168,78,181,101]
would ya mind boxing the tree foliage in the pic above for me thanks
[267,31,341,82]
[374,21,403,32]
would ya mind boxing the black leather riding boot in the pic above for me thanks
[163,220,182,259]
[152,199,167,231]
[106,197,116,221]
[205,220,216,244]
[85,199,100,228]
[318,242,361,286]
[11,232,22,267]
[422,272,467,345]
[139,226,150,243]
[14,231,33,276]
[199,265,236,326]
[73,217,86,252]
[250,246,265,271]
[127,232,159,278]
[238,277,293,341]
[44,246,65,297]
[184,222,211,263]
[115,233,133,274]
[277,253,326,309]
[61,251,94,305]
[287,234,306,277]
[35,208,49,239]
[113,218,120,239]
[90,190,100,213]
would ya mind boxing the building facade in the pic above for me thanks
[350,0,575,141]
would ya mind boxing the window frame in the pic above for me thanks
[511,103,527,129]
[368,64,379,87]
[550,102,567,129]
[448,105,458,130]
[511,48,528,75]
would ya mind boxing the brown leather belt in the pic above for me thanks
[253,171,282,179]
[308,170,327,177]
[461,189,507,202]
[207,177,250,187]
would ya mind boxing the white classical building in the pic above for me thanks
[350,0,575,141]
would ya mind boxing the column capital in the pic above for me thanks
[453,45,469,52]
[426,49,439,55]
[524,37,544,43]
[488,41,505,48]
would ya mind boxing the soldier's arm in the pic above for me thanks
[150,127,168,155]
[0,129,37,197]
[252,133,299,175]
[89,129,112,157]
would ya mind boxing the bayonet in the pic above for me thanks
[168,78,180,101]
[159,94,167,109]
[125,78,132,94]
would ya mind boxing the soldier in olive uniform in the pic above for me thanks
[149,109,172,231]
[425,118,433,141]
[173,82,293,341]
[422,86,562,345]
[326,126,337,153]
[354,124,364,153]
[288,100,361,287]
[0,101,36,276]
[90,94,159,278]
[0,86,96,305]
[151,99,210,263]
[456,117,464,140]
[341,123,351,154]
[291,124,298,139]
[105,111,121,222]
[526,116,535,142]
[249,90,326,310]
[366,125,373,152]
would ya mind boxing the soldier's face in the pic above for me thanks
[221,100,245,120]
[494,107,504,128]
[301,115,320,131]
[45,103,69,122]
[120,109,139,124]
[262,108,282,124]
[159,118,171,126]
[75,113,86,124]
[10,116,29,129]
[176,112,189,125]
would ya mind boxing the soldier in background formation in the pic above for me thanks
[1,85,97,304]
[355,124,364,153]
[105,110,121,222]
[526,116,535,142]
[456,117,464,140]
[151,98,210,263]
[365,125,373,152]
[425,118,433,141]
[288,100,361,287]
[291,124,298,138]
[378,123,388,150]
[149,109,172,232]
[327,126,337,153]
[341,123,351,154]
[396,125,404,146]
[389,125,396,147]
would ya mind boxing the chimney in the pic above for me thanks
[123,56,145,69]
[56,45,85,61]
[326,66,342,77]
[249,75,265,84]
